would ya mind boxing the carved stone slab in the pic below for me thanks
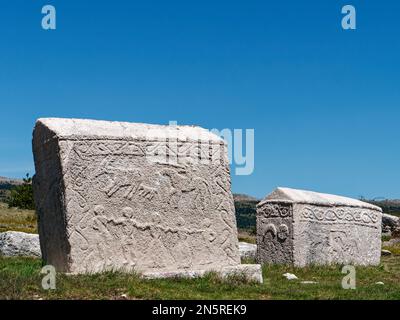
[256,187,382,266]
[32,118,250,278]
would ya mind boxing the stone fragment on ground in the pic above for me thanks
[283,273,298,280]
[239,242,257,260]
[382,213,400,235]
[143,264,263,283]
[0,231,41,257]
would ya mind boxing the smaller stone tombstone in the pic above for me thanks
[256,187,382,266]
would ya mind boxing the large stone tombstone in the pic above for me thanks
[32,118,261,281]
[256,187,382,266]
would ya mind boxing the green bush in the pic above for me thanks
[6,174,35,210]
[234,199,257,229]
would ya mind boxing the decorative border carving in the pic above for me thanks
[257,203,293,218]
[300,206,380,227]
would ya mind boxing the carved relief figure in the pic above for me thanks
[328,230,359,262]
[90,205,114,269]
[194,218,216,266]
[143,213,174,269]
[170,218,192,269]
[219,228,238,264]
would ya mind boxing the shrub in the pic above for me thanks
[6,174,35,210]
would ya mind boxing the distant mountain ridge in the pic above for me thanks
[233,193,259,231]
[233,193,259,202]
[0,177,23,202]
[0,177,23,185]
[366,199,400,217]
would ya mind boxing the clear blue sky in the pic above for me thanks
[0,0,399,199]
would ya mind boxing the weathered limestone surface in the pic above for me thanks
[32,118,260,280]
[0,231,41,257]
[257,187,382,267]
[144,264,263,283]
[382,213,400,236]
[239,242,257,260]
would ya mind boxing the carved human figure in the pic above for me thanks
[159,168,195,209]
[143,213,174,269]
[91,205,114,269]
[194,218,216,266]
[190,178,211,214]
[108,207,139,268]
[219,228,237,264]
[171,218,192,269]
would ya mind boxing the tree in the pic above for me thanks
[7,173,35,210]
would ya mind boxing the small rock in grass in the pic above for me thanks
[120,294,128,299]
[239,242,257,260]
[0,231,41,257]
[283,273,298,280]
[375,282,384,285]
[381,249,392,256]
[383,238,400,247]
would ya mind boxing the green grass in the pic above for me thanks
[0,202,37,234]
[382,242,400,255]
[1,254,400,300]
[237,229,256,244]
[1,201,399,300]
[382,235,392,242]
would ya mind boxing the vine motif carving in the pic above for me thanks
[257,203,293,218]
[300,206,380,226]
